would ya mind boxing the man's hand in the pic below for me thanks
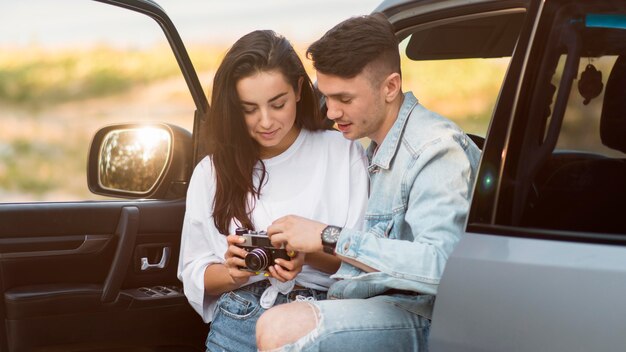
[267,215,326,253]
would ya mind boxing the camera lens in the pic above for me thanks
[245,248,269,271]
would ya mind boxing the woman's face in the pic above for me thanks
[237,70,302,159]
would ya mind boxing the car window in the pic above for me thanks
[504,2,626,235]
[553,55,622,157]
[397,8,526,138]
[0,0,197,202]
[400,45,510,137]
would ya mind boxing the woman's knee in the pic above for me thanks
[256,302,319,350]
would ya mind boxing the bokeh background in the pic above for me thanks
[0,0,507,202]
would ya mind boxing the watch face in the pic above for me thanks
[322,226,341,244]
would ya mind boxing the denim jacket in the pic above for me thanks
[329,92,481,318]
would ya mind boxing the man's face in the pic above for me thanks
[316,70,387,142]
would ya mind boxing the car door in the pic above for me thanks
[0,1,208,351]
[426,0,626,351]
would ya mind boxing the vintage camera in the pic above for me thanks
[235,227,290,272]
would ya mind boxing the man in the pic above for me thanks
[256,13,481,351]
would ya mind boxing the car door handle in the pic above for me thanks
[102,206,139,303]
[141,246,170,271]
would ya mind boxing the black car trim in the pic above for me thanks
[467,222,626,246]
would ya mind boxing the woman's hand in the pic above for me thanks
[266,251,305,282]
[223,234,256,286]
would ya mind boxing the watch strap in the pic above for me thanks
[322,243,336,255]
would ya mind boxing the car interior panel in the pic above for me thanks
[1,201,207,351]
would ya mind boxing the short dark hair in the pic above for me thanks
[307,13,400,80]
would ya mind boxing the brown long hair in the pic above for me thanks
[207,30,327,235]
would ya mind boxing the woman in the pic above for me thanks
[177,30,369,352]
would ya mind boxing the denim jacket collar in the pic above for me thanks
[367,92,419,170]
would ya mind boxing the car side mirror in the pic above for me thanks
[87,123,192,199]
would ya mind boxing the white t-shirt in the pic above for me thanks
[177,129,369,322]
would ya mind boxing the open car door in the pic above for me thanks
[0,0,209,351]
[379,0,626,350]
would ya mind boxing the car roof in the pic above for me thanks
[374,0,523,16]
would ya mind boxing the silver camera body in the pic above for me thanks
[235,228,290,272]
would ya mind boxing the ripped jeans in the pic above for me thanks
[270,292,432,352]
[205,280,327,352]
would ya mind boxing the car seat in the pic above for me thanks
[525,55,626,233]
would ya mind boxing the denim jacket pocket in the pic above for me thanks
[383,219,394,238]
[366,215,394,238]
[217,290,261,320]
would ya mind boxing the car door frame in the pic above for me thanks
[429,1,626,350]
[0,0,209,351]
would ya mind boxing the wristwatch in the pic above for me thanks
[321,225,342,254]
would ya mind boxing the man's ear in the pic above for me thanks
[296,76,304,102]
[382,72,402,103]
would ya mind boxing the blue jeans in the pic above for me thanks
[206,280,327,352]
[278,292,432,352]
